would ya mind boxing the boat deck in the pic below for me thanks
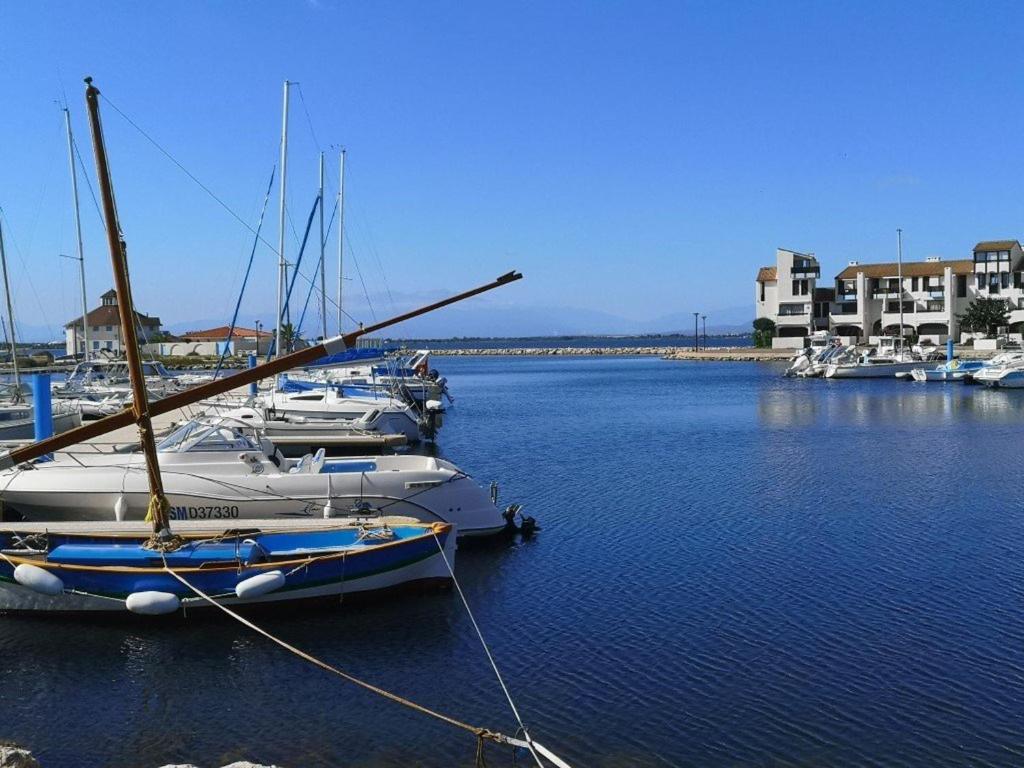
[0,515,423,535]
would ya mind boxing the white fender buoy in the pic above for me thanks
[114,494,127,522]
[425,399,443,411]
[235,570,285,600]
[323,498,333,519]
[13,563,64,596]
[125,591,180,615]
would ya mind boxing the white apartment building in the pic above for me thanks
[970,239,1024,332]
[64,289,162,357]
[756,239,1024,346]
[755,248,832,349]
[829,257,971,343]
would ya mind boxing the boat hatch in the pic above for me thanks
[321,460,378,474]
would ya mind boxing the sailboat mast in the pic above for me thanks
[276,80,291,357]
[0,218,19,390]
[897,228,904,355]
[63,107,90,362]
[336,148,346,335]
[84,77,170,536]
[318,152,327,340]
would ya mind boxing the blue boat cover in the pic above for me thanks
[48,540,258,567]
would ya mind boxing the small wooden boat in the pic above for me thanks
[0,520,454,614]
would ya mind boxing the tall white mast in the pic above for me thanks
[276,80,291,357]
[318,152,327,340]
[336,148,346,335]
[63,107,90,362]
[897,228,904,355]
[0,218,20,390]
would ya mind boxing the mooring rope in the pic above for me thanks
[162,564,521,761]
[431,529,546,768]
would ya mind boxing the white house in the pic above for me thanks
[755,248,832,349]
[64,289,162,357]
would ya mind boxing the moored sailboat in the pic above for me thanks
[0,78,523,615]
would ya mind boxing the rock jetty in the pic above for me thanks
[429,346,790,360]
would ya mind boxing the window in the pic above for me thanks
[1015,272,1022,289]
[92,325,99,332]
[886,300,914,313]
[912,277,919,291]
[926,300,944,312]
[777,303,807,316]
[1001,272,1010,289]
[957,275,967,297]
[989,273,1001,294]
[106,325,113,332]
[760,282,765,302]
[92,341,99,350]
[105,341,113,350]
[977,274,985,289]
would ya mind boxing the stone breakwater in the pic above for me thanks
[429,346,790,360]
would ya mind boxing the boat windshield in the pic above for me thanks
[142,362,172,377]
[157,420,258,453]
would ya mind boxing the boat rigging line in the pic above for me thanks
[159,535,571,768]
[213,165,276,380]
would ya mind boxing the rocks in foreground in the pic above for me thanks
[0,748,279,768]
[0,744,40,768]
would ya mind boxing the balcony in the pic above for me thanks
[791,267,820,279]
[831,306,857,316]
[836,292,857,302]
[927,287,945,298]
[872,290,902,299]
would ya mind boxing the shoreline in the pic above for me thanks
[429,346,787,360]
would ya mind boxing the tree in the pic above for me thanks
[278,322,301,352]
[752,317,776,348]
[957,297,1010,336]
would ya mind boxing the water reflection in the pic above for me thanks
[758,380,1024,427]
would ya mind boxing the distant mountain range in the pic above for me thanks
[18,301,754,343]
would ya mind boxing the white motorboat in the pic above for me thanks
[967,352,1024,386]
[0,415,508,536]
[0,402,82,441]
[203,386,427,442]
[52,359,184,400]
[303,350,449,404]
[909,359,987,382]
[824,336,941,379]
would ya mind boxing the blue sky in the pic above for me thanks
[2,1,1023,339]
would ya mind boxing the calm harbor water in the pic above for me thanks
[2,356,1023,767]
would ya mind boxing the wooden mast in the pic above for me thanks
[83,77,172,537]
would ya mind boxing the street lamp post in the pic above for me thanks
[254,320,262,357]
[702,315,707,350]
[693,312,699,352]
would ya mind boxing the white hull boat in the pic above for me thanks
[825,359,924,379]
[0,417,507,536]
[0,405,82,441]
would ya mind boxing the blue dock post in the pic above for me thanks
[32,373,53,461]
[946,337,954,362]
[248,355,258,396]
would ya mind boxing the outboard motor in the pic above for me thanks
[421,399,444,441]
